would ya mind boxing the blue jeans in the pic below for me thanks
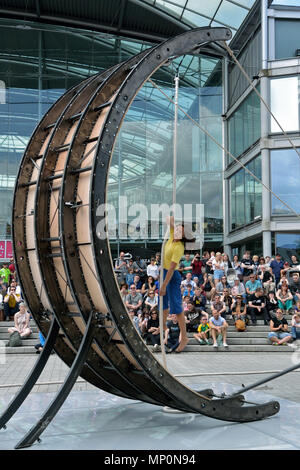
[292,326,300,340]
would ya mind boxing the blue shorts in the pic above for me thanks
[214,269,224,280]
[268,332,291,340]
[162,269,183,315]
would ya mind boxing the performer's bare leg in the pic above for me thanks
[175,312,189,352]
[163,308,169,331]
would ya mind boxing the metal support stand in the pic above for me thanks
[0,317,59,430]
[15,313,96,449]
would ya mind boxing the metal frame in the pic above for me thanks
[1,27,281,449]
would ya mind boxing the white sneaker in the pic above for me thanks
[153,344,161,352]
[223,342,229,348]
[213,342,218,348]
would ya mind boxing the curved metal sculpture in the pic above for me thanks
[1,27,280,448]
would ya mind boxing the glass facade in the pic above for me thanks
[229,155,262,230]
[276,233,300,260]
[108,56,224,253]
[228,89,261,160]
[271,148,300,215]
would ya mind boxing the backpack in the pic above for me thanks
[7,331,22,347]
[235,319,246,332]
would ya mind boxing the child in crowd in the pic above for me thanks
[193,315,210,345]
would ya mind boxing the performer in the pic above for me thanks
[160,216,194,353]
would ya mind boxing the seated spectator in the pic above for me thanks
[184,302,200,333]
[257,256,267,274]
[291,254,300,269]
[289,272,300,303]
[128,308,141,333]
[266,291,279,318]
[192,287,207,312]
[211,293,227,320]
[7,280,21,296]
[291,312,300,342]
[258,266,275,294]
[222,253,232,276]
[231,278,246,302]
[146,309,161,351]
[133,275,143,292]
[182,284,195,299]
[182,295,191,311]
[8,302,32,339]
[232,295,248,325]
[265,256,272,269]
[245,274,262,298]
[248,287,270,325]
[268,309,292,346]
[181,272,196,290]
[120,283,129,303]
[141,275,157,295]
[4,286,21,321]
[147,257,159,280]
[191,253,203,283]
[209,310,228,348]
[194,315,210,345]
[125,285,143,315]
[232,255,243,281]
[138,309,150,338]
[221,288,233,317]
[216,275,230,295]
[144,290,158,311]
[294,300,300,314]
[125,268,135,288]
[276,281,293,314]
[164,314,180,353]
[8,258,16,281]
[201,273,214,300]
[34,330,45,354]
[277,271,290,288]
[192,276,200,288]
[280,261,291,279]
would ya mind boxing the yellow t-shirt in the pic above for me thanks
[163,227,184,270]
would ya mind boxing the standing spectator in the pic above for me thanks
[268,309,292,345]
[0,263,11,288]
[202,251,213,275]
[154,252,161,266]
[248,287,270,325]
[241,252,254,283]
[179,253,193,278]
[257,257,267,274]
[291,312,300,341]
[8,303,32,339]
[212,252,225,287]
[276,281,293,314]
[252,255,260,275]
[290,254,300,269]
[3,286,21,320]
[147,258,159,280]
[232,254,243,280]
[164,314,180,353]
[194,316,210,345]
[114,252,128,283]
[265,256,272,269]
[209,310,228,348]
[211,293,227,320]
[270,253,284,286]
[222,253,232,276]
[135,256,148,281]
[125,285,143,315]
[191,253,203,283]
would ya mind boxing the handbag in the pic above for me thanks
[7,331,22,347]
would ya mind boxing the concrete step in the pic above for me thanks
[0,338,40,346]
[158,344,293,353]
[0,332,39,340]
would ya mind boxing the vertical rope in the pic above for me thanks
[159,73,179,368]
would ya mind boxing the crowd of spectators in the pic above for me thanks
[115,250,300,350]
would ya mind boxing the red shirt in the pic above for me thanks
[9,263,15,274]
[192,259,203,276]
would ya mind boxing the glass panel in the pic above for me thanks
[235,169,244,228]
[186,0,221,17]
[214,0,248,29]
[276,233,300,261]
[155,0,183,17]
[275,19,300,60]
[270,77,299,133]
[272,0,300,5]
[271,148,300,214]
[181,10,210,26]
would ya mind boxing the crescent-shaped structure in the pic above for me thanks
[1,27,280,448]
